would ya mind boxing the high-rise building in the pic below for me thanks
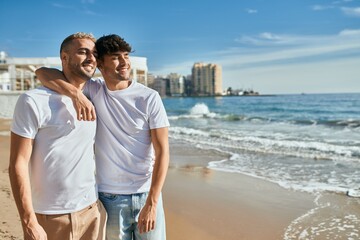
[168,73,185,97]
[152,76,167,97]
[191,62,222,96]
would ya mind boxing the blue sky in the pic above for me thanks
[1,0,360,94]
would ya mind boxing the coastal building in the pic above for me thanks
[0,51,60,91]
[147,73,156,88]
[128,56,148,86]
[191,62,222,96]
[152,76,167,97]
[0,51,148,91]
[184,75,193,96]
[168,73,185,97]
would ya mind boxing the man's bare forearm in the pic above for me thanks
[137,127,169,233]
[36,67,79,98]
[35,67,96,121]
[148,127,169,206]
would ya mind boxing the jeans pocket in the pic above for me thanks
[99,192,118,201]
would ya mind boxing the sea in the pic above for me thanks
[1,92,360,239]
[162,93,360,239]
[163,93,360,195]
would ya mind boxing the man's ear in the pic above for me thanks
[60,52,68,62]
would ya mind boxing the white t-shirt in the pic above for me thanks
[11,87,97,214]
[84,79,170,194]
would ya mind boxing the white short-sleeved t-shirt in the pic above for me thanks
[84,79,170,194]
[11,87,97,214]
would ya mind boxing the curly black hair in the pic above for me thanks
[95,34,132,60]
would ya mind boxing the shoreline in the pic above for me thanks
[3,118,358,239]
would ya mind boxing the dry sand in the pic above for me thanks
[0,119,317,239]
[0,119,22,239]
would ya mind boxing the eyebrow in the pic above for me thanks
[78,47,96,52]
[110,52,129,55]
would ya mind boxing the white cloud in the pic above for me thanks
[236,33,293,45]
[259,32,282,40]
[151,60,194,76]
[236,32,331,46]
[245,8,258,14]
[312,5,334,11]
[332,0,353,5]
[52,3,73,9]
[82,9,101,16]
[81,0,96,4]
[235,31,359,69]
[341,7,360,17]
[339,29,360,35]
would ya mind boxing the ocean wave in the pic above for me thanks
[207,152,360,195]
[169,126,360,163]
[169,103,360,129]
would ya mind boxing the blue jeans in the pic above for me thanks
[99,192,166,240]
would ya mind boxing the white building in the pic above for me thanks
[0,51,148,91]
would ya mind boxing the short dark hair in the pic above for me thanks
[95,34,132,60]
[60,32,96,54]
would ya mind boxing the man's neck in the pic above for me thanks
[106,79,132,91]
[63,71,88,90]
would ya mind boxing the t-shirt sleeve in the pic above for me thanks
[11,94,40,139]
[83,78,104,100]
[148,92,170,129]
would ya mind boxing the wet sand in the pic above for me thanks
[163,142,317,240]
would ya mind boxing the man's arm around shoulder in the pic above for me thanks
[35,67,96,121]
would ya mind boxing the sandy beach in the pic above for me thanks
[0,118,320,239]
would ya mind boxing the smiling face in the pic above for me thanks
[61,38,97,81]
[97,51,132,89]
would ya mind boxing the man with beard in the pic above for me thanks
[9,32,106,240]
[36,34,169,240]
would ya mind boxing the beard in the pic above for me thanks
[67,60,95,80]
[117,72,130,81]
[116,67,131,81]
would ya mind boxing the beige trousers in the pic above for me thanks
[36,200,107,240]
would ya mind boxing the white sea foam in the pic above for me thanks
[169,124,360,163]
[189,103,210,115]
[284,194,360,239]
